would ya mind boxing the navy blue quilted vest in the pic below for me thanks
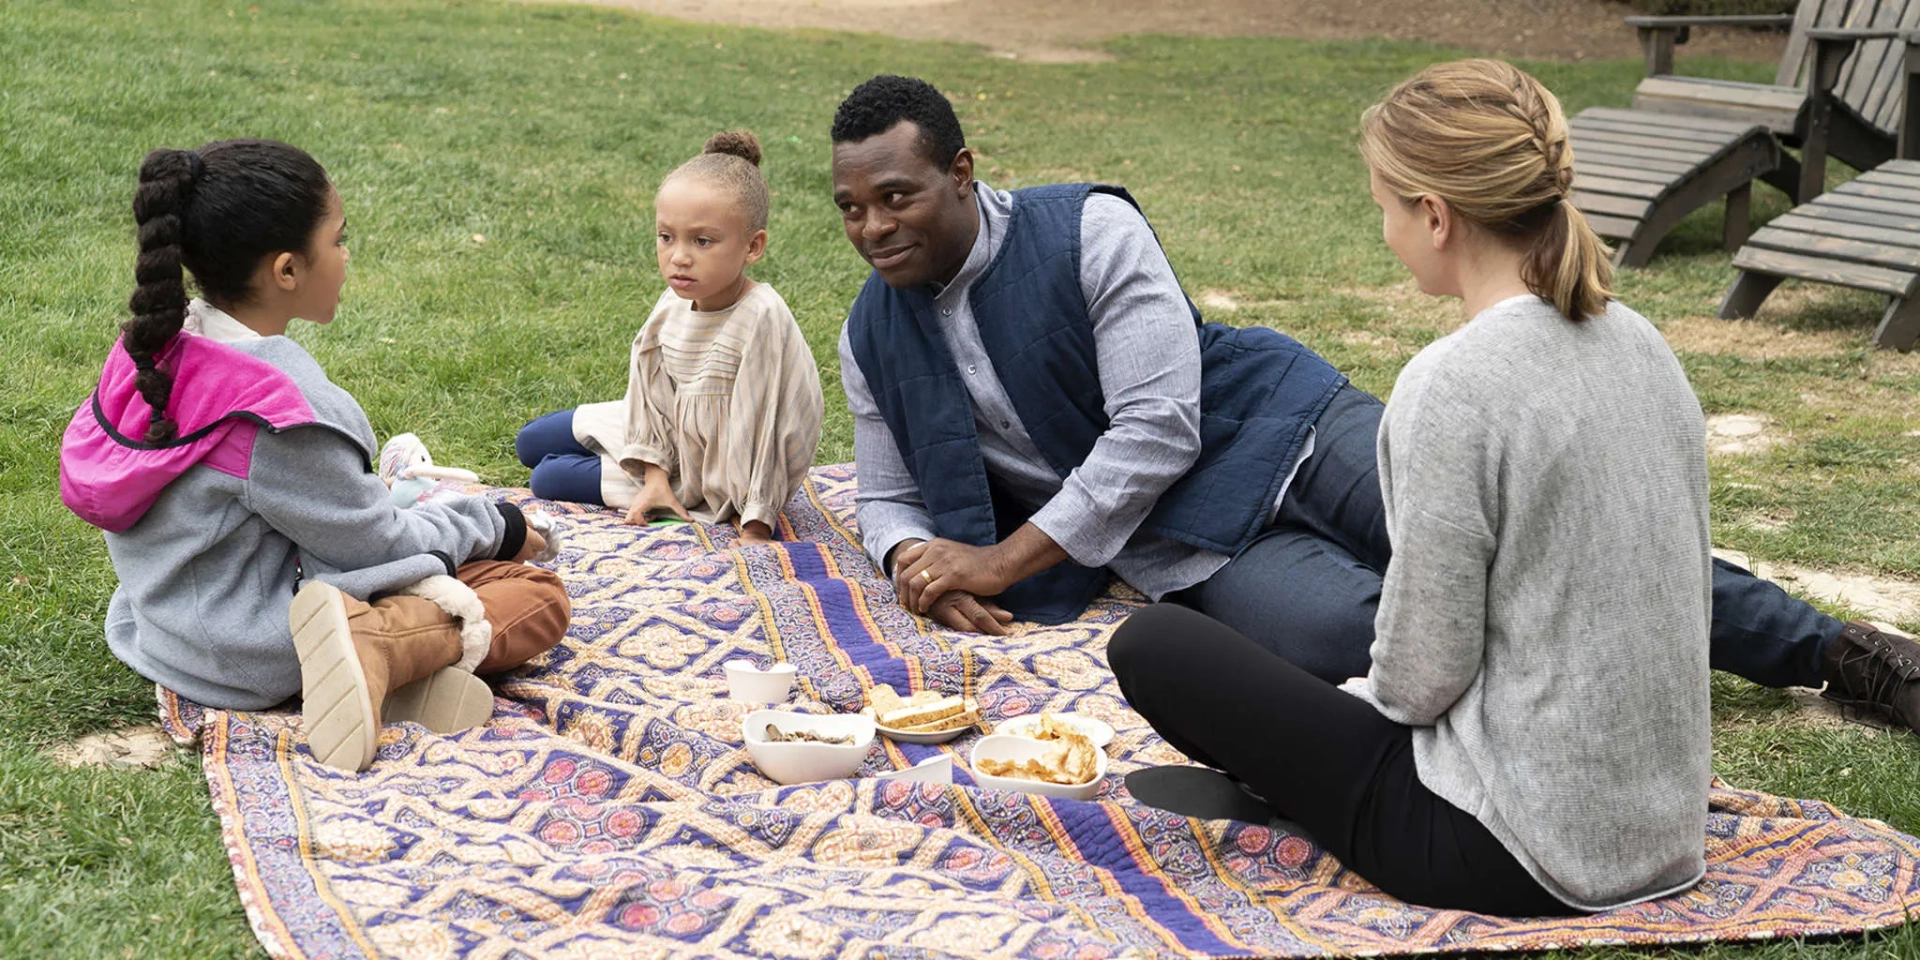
[846,183,1346,623]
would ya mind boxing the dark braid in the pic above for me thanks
[123,149,198,442]
[117,139,333,442]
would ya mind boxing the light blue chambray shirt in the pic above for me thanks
[836,183,1309,601]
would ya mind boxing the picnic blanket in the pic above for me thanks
[161,464,1920,959]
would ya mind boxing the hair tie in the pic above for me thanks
[132,354,157,372]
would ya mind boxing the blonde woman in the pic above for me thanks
[1110,59,1711,915]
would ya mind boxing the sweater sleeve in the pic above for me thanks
[1359,350,1499,727]
[244,424,516,571]
[724,295,825,529]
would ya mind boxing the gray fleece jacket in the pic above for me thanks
[1349,295,1712,911]
[61,330,527,709]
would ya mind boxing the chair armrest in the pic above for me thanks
[1623,15,1796,29]
[1806,27,1917,43]
[1630,16,1794,78]
[1797,30,1920,198]
[1802,28,1917,92]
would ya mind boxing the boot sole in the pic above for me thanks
[385,668,494,733]
[291,581,378,772]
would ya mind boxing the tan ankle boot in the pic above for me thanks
[292,581,495,772]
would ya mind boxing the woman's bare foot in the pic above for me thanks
[739,520,776,545]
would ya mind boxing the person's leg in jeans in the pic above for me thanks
[514,409,607,506]
[1272,384,1392,569]
[1706,556,1839,688]
[1184,384,1385,681]
[1241,384,1848,692]
[1190,527,1378,683]
[1110,603,1572,917]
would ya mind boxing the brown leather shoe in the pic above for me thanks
[292,582,495,771]
[1820,620,1920,734]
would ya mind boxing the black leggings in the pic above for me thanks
[1109,603,1576,917]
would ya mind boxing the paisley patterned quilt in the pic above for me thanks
[160,465,1920,959]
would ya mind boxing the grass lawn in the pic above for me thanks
[2,0,1917,956]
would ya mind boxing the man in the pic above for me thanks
[829,74,1920,733]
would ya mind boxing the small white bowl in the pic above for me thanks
[874,755,954,784]
[724,659,797,704]
[995,712,1116,749]
[742,710,876,785]
[968,734,1107,801]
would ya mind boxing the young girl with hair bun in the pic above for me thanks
[1110,60,1711,915]
[516,131,823,544]
[59,139,571,772]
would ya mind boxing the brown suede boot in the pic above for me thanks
[292,581,496,771]
[1820,620,1920,734]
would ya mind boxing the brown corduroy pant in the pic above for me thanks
[448,560,571,674]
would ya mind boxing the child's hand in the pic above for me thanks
[625,482,692,526]
[512,529,550,563]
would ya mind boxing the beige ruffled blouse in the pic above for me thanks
[571,283,823,528]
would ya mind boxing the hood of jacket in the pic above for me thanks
[59,334,323,532]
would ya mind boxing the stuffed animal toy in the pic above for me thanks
[379,432,481,508]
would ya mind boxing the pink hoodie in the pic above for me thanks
[60,334,321,533]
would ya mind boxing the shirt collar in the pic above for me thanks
[183,298,264,344]
[929,181,1013,302]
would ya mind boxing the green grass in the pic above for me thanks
[2,1,1917,956]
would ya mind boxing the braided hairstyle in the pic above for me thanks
[123,139,333,441]
[1359,59,1613,322]
[661,130,771,232]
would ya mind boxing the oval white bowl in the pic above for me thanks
[874,755,955,784]
[724,659,798,704]
[741,710,876,785]
[968,734,1107,801]
[995,712,1116,749]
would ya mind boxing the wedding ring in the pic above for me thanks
[919,569,933,584]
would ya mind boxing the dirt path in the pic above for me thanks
[550,0,1786,63]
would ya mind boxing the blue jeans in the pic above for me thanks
[515,409,606,506]
[1188,384,1839,689]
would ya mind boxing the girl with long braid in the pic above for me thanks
[1111,60,1712,914]
[60,140,571,772]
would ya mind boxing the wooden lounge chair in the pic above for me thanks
[1568,108,1780,268]
[1630,0,1920,202]
[1719,29,1920,349]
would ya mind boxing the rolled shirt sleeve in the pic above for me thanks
[1025,193,1203,568]
[839,322,939,574]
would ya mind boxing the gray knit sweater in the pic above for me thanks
[1350,294,1712,911]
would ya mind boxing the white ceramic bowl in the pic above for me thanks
[724,659,798,704]
[874,755,955,784]
[968,734,1108,801]
[995,712,1116,749]
[741,710,876,785]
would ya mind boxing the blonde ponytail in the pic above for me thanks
[1361,59,1614,321]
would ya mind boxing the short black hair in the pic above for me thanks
[830,75,966,168]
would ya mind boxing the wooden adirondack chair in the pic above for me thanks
[1630,0,1920,202]
[1719,29,1920,349]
